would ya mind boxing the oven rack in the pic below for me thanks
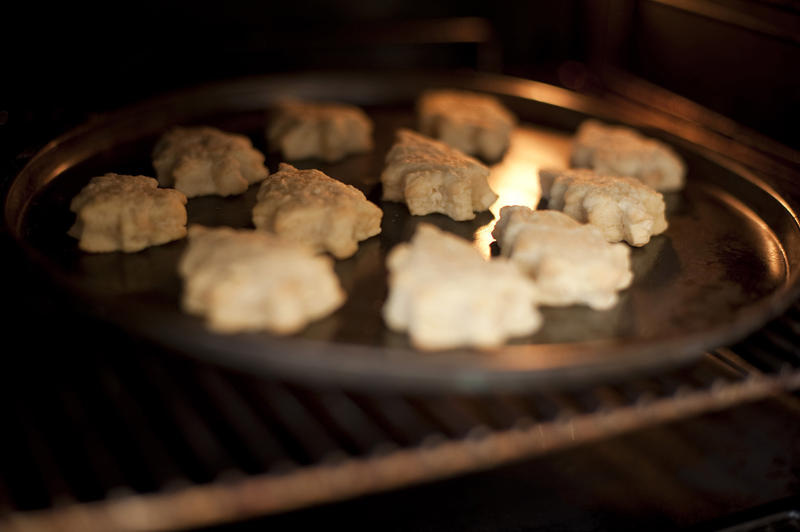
[2,302,800,532]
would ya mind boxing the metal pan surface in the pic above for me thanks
[6,71,800,391]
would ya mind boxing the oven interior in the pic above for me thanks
[2,1,800,531]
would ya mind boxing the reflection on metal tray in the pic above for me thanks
[4,71,800,391]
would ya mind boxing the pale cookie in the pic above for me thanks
[570,119,685,192]
[383,223,541,350]
[68,173,187,253]
[152,126,268,198]
[381,129,497,221]
[179,225,345,334]
[492,207,632,310]
[252,163,382,259]
[540,168,667,247]
[417,89,516,161]
[267,99,373,162]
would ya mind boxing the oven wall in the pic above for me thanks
[583,0,800,149]
[4,1,799,148]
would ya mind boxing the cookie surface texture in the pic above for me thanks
[540,168,668,247]
[68,173,188,253]
[570,119,685,192]
[267,99,373,162]
[417,89,516,162]
[152,126,268,198]
[383,223,541,350]
[492,207,632,310]
[252,163,382,259]
[381,129,497,221]
[179,225,345,334]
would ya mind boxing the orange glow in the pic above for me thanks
[473,125,573,258]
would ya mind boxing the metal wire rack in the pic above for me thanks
[2,297,800,532]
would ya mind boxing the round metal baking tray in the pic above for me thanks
[5,71,800,391]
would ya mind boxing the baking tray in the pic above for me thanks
[5,71,800,392]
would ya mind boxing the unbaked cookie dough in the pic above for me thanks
[267,99,373,162]
[417,89,516,162]
[68,173,187,253]
[152,126,269,198]
[383,223,541,350]
[492,207,632,310]
[540,167,668,247]
[252,163,382,259]
[179,225,345,334]
[380,128,497,221]
[570,119,685,192]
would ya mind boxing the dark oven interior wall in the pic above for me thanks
[2,1,584,163]
[4,1,798,149]
[5,2,581,109]
[589,0,800,149]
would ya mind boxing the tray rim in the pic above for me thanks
[5,69,800,392]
